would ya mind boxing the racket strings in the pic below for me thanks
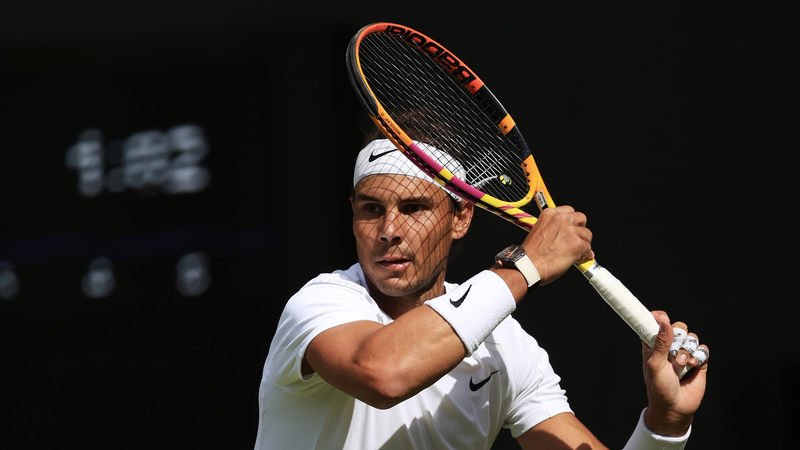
[358,33,530,203]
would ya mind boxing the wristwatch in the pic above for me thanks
[494,245,541,288]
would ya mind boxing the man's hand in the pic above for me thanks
[522,205,594,285]
[642,311,709,437]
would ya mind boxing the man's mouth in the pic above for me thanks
[376,257,411,271]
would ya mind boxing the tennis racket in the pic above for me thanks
[346,22,690,374]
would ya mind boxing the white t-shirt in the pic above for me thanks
[255,264,572,450]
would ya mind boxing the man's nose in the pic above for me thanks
[379,210,403,244]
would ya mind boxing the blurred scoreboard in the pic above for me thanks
[0,38,271,306]
[0,28,358,309]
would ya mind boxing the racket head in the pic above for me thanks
[346,23,555,228]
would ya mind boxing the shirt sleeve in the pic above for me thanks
[266,281,382,392]
[501,320,573,438]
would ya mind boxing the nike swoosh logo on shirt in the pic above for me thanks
[368,149,396,162]
[450,285,471,308]
[469,370,499,391]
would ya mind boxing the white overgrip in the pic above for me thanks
[583,264,659,348]
[584,263,692,378]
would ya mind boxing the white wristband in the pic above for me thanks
[622,409,691,450]
[424,270,516,355]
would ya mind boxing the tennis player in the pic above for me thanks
[254,138,709,449]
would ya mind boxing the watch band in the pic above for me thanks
[513,253,541,288]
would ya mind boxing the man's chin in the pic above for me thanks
[372,279,416,298]
[363,272,423,298]
[368,273,443,302]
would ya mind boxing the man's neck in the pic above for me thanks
[365,272,446,320]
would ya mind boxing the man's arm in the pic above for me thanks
[517,413,608,450]
[303,305,467,409]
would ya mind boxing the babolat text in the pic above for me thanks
[383,25,477,86]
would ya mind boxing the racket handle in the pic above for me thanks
[581,261,659,348]
[581,261,690,378]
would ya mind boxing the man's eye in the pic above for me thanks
[365,204,381,213]
[403,204,425,214]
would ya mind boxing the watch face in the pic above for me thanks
[497,245,525,262]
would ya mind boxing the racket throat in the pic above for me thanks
[535,190,549,210]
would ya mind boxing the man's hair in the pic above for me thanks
[359,110,459,156]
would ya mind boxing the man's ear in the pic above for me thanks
[451,202,474,239]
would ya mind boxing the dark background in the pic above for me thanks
[0,2,795,449]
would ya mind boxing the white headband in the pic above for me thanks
[353,139,464,200]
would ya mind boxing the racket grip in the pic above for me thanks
[582,262,691,379]
[581,262,659,348]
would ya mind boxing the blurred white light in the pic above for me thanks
[0,263,20,300]
[168,124,208,167]
[123,130,171,189]
[81,257,115,298]
[65,129,105,197]
[79,167,105,196]
[162,166,210,194]
[176,252,210,297]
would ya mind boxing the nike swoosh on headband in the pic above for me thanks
[368,149,396,162]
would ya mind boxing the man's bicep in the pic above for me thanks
[303,320,383,380]
[516,412,608,450]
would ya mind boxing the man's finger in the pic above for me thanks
[692,345,709,367]
[676,332,699,365]
[651,314,673,358]
[669,322,688,357]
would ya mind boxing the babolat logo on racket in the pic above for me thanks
[383,25,477,87]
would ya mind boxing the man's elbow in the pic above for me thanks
[358,366,416,410]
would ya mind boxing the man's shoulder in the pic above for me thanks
[283,263,377,316]
[302,263,367,292]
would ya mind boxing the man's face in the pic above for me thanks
[351,174,472,301]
